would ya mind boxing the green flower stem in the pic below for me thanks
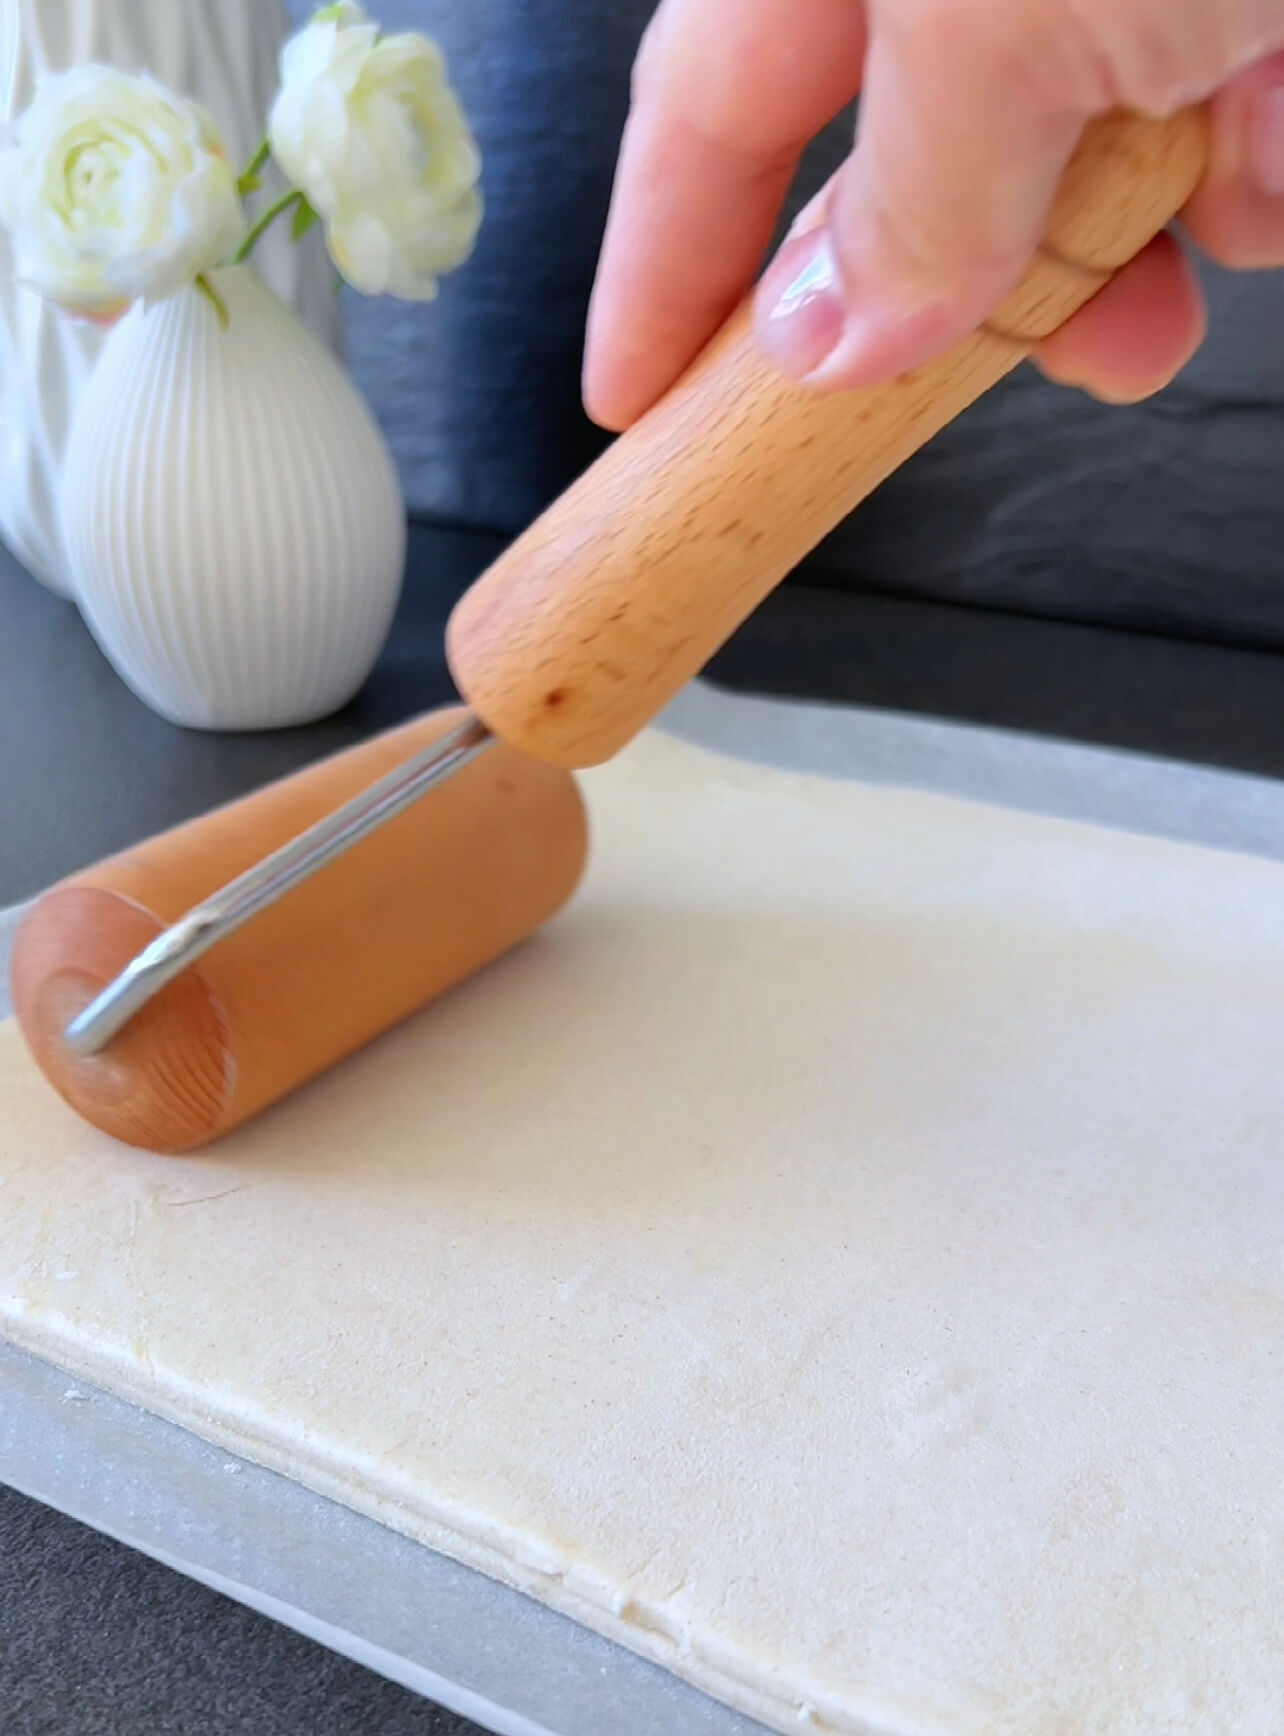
[195,274,229,329]
[237,136,271,198]
[233,189,303,265]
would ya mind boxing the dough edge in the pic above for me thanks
[2,1304,914,1736]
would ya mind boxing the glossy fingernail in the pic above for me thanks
[1249,82,1284,194]
[757,228,847,379]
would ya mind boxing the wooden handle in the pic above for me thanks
[447,105,1210,769]
[11,707,588,1154]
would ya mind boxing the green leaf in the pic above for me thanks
[291,199,321,243]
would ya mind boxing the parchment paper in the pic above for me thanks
[2,712,1282,1736]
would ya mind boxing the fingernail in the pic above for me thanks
[757,228,847,379]
[1250,82,1284,195]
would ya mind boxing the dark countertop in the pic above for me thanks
[7,522,1284,907]
[0,524,500,905]
[4,524,1284,1735]
[0,1484,463,1736]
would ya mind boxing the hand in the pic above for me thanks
[583,0,1284,430]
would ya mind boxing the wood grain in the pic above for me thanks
[11,708,588,1153]
[446,106,1211,769]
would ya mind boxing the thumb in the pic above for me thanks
[753,0,1095,387]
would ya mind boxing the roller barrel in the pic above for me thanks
[11,707,588,1154]
[446,106,1210,770]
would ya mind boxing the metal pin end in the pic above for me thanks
[62,715,494,1060]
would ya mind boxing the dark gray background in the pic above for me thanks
[0,1484,462,1736]
[337,1,1284,650]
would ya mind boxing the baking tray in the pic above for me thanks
[4,678,1284,1736]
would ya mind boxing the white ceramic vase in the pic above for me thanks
[0,0,343,595]
[59,265,406,732]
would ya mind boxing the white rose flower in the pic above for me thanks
[268,3,482,302]
[0,64,245,321]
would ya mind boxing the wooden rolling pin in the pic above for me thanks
[448,105,1210,766]
[12,105,1209,1154]
[11,708,588,1152]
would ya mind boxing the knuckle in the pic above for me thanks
[1060,0,1254,115]
[879,0,1104,113]
[882,0,1255,119]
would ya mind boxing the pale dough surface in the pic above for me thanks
[1,730,1283,1736]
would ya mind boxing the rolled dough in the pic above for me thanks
[1,730,1282,1736]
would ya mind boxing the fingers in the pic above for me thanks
[1034,231,1208,402]
[1183,52,1284,268]
[582,0,866,431]
[752,1,1284,395]
[1028,49,1284,405]
[755,0,1091,389]
[590,0,1284,430]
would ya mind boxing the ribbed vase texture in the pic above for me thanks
[59,265,405,732]
[0,0,343,594]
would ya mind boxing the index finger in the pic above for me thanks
[583,0,866,431]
